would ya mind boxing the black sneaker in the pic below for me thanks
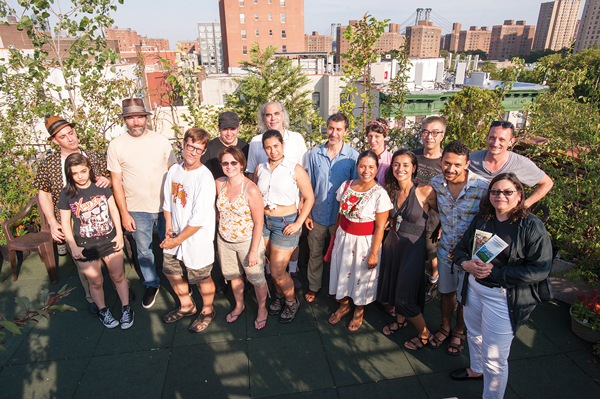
[120,305,134,330]
[425,280,438,304]
[142,286,159,309]
[129,288,136,303]
[268,294,285,316]
[99,307,119,328]
[89,302,99,317]
[279,299,300,324]
[290,271,302,290]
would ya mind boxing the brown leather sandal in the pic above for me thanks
[428,326,450,349]
[162,305,197,324]
[447,330,466,356]
[188,309,216,333]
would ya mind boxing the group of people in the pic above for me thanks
[34,98,555,399]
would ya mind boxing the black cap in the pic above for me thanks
[218,111,239,129]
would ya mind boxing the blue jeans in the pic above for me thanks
[130,212,165,288]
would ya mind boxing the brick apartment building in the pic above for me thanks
[405,20,441,58]
[305,31,332,52]
[488,20,535,60]
[336,21,405,63]
[105,26,170,53]
[573,0,600,53]
[442,23,491,54]
[219,0,304,71]
[533,0,582,52]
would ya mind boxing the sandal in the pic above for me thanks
[188,309,216,333]
[254,318,267,330]
[348,311,364,331]
[377,302,396,318]
[328,308,351,325]
[162,305,197,324]
[304,290,319,303]
[428,326,450,349]
[226,307,245,323]
[382,319,408,336]
[404,333,432,351]
[447,330,466,356]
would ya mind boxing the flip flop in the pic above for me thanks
[254,318,267,330]
[226,307,245,323]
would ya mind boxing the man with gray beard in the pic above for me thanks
[107,98,177,309]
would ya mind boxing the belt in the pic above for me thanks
[340,216,374,236]
[476,278,502,289]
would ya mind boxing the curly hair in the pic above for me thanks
[479,173,529,223]
[365,117,389,138]
[384,149,418,199]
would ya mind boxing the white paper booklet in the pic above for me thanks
[473,234,509,263]
[472,229,493,257]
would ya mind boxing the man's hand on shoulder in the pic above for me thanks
[95,176,111,188]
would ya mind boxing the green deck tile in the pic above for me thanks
[507,353,600,398]
[565,349,600,382]
[265,388,339,399]
[0,357,89,399]
[73,349,170,399]
[337,376,428,399]
[508,322,562,361]
[93,301,177,356]
[320,325,414,386]
[248,331,334,398]
[163,341,249,399]
[529,300,591,352]
[8,310,103,365]
[418,370,487,399]
[172,294,247,346]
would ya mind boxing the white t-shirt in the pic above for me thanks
[162,162,216,269]
[468,150,546,187]
[246,129,308,173]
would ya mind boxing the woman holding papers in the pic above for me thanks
[450,172,553,399]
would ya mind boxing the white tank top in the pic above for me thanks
[256,159,298,209]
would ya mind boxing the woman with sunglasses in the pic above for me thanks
[450,173,552,399]
[215,146,269,330]
[254,130,315,324]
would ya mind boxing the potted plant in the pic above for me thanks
[570,289,600,342]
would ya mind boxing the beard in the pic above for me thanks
[127,126,146,137]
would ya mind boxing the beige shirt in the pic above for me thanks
[107,130,177,213]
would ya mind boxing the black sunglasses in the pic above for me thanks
[491,121,514,129]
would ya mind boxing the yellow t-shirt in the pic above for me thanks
[107,130,177,213]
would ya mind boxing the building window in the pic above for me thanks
[243,45,248,55]
[241,30,246,39]
[312,92,320,110]
[268,13,272,20]
[240,14,245,23]
[255,29,259,37]
[254,13,258,21]
[281,13,286,23]
[282,45,287,52]
[281,0,285,5]
[239,0,244,6]
[269,29,273,36]
[282,29,286,39]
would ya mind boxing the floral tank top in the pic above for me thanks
[216,179,254,243]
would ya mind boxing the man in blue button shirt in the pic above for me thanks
[304,113,359,302]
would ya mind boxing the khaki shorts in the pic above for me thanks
[217,234,267,287]
[162,253,213,285]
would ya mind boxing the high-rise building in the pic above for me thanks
[405,20,441,58]
[574,0,600,53]
[441,23,461,53]
[336,21,405,64]
[198,22,224,74]
[488,20,535,60]
[533,0,582,52]
[458,26,492,53]
[305,31,332,52]
[218,0,305,71]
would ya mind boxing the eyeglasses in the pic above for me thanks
[491,121,514,129]
[421,130,443,137]
[490,189,517,197]
[185,143,204,154]
[221,161,239,167]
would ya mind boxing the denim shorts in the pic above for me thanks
[262,213,301,250]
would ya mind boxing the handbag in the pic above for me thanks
[323,180,351,263]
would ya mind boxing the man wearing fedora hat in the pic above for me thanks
[33,115,120,316]
[107,98,177,309]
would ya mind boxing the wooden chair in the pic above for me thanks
[1,196,58,284]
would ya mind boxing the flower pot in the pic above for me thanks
[570,307,600,342]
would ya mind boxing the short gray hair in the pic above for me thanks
[257,101,290,133]
[420,115,446,131]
